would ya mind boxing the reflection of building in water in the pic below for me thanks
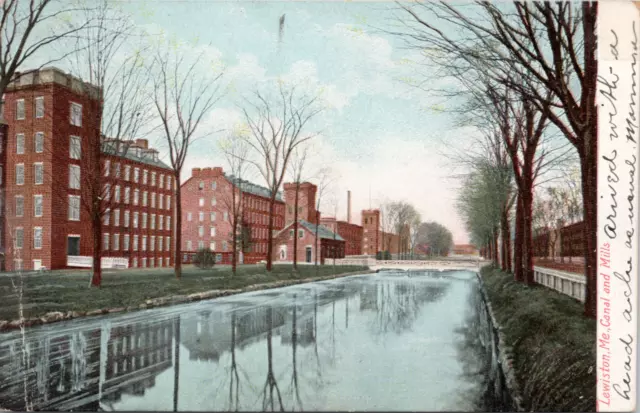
[280,306,316,348]
[359,284,379,311]
[181,310,232,362]
[0,317,176,411]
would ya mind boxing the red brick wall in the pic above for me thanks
[319,217,362,256]
[283,182,318,225]
[361,209,380,255]
[271,224,345,264]
[180,167,285,265]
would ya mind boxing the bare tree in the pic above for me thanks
[241,82,322,271]
[379,201,397,255]
[288,145,309,272]
[220,133,251,275]
[60,0,155,287]
[409,213,422,260]
[392,1,598,316]
[150,49,224,279]
[0,0,91,96]
[313,167,333,269]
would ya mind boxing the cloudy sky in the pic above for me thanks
[93,2,481,243]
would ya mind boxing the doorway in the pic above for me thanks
[67,236,80,256]
[305,246,312,263]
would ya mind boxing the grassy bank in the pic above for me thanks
[480,265,596,412]
[0,264,368,322]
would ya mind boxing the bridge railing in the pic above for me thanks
[333,258,482,269]
[533,266,585,302]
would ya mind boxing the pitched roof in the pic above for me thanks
[102,143,172,170]
[225,174,284,201]
[298,219,344,241]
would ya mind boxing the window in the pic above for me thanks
[211,181,217,190]
[142,213,147,229]
[142,191,148,207]
[166,216,171,231]
[299,229,304,239]
[124,187,130,204]
[133,235,139,251]
[124,210,130,227]
[103,183,111,201]
[33,97,45,119]
[165,257,170,266]
[211,197,216,206]
[159,174,164,188]
[199,198,204,207]
[143,170,148,185]
[70,136,81,159]
[133,257,138,267]
[210,212,216,221]
[134,189,139,205]
[289,229,294,238]
[114,162,121,178]
[16,134,25,154]
[114,209,120,226]
[104,160,110,177]
[151,172,156,186]
[124,165,131,181]
[198,181,204,190]
[198,226,204,237]
[9,165,21,188]
[166,195,171,210]
[210,227,216,237]
[15,196,24,217]
[103,233,109,251]
[69,165,80,189]
[103,208,110,225]
[159,215,164,230]
[70,102,82,126]
[133,212,139,228]
[158,237,163,251]
[167,178,172,191]
[199,211,204,222]
[113,234,120,251]
[150,257,155,267]
[222,241,228,251]
[142,258,147,268]
[166,236,170,251]
[34,163,43,185]
[210,241,216,250]
[142,236,147,251]
[198,240,204,250]
[186,240,192,250]
[15,228,24,249]
[151,214,156,230]
[134,168,140,183]
[124,234,130,251]
[34,132,44,153]
[114,185,121,203]
[68,195,80,220]
[223,212,228,221]
[16,99,25,120]
[150,236,155,251]
[34,195,43,217]
[187,212,192,222]
[159,194,163,210]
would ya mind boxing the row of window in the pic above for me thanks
[10,256,171,271]
[102,233,171,253]
[186,240,228,251]
[105,160,173,190]
[102,209,172,231]
[10,195,44,217]
[6,163,45,186]
[13,99,82,125]
[12,227,43,249]
[186,211,227,222]
[101,182,171,210]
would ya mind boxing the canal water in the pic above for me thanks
[0,270,499,411]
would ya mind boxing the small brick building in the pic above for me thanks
[320,216,363,256]
[272,219,344,264]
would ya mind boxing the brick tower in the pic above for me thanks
[283,182,318,225]
[361,209,380,255]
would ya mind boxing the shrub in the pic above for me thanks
[193,248,215,269]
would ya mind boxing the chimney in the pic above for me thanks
[347,190,352,224]
[134,139,148,149]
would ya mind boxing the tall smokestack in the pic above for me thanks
[347,190,352,223]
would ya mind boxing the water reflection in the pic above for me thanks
[0,271,491,411]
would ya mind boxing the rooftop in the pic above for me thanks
[5,67,101,99]
[102,138,172,170]
[298,219,344,241]
[225,174,284,202]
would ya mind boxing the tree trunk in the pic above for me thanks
[91,214,102,287]
[266,196,276,272]
[174,173,182,279]
[231,192,238,275]
[514,195,524,282]
[580,137,597,319]
[501,207,511,273]
[493,228,499,267]
[293,183,300,271]
[522,183,535,285]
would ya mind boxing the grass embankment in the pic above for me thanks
[0,264,368,322]
[480,265,596,412]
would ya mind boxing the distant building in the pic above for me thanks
[320,216,362,256]
[452,244,478,255]
[361,209,406,255]
[0,67,175,271]
[272,219,345,264]
[180,167,285,265]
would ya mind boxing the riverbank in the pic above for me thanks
[479,265,596,412]
[0,264,371,332]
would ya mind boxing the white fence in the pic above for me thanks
[67,256,129,269]
[533,266,586,302]
[333,258,481,270]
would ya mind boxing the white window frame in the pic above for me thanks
[143,170,148,185]
[124,187,130,204]
[142,235,147,251]
[68,195,80,221]
[124,210,130,227]
[124,165,131,181]
[142,213,147,229]
[166,216,171,231]
[16,99,25,120]
[33,194,43,217]
[16,133,25,154]
[114,209,120,227]
[35,97,44,118]
[210,227,216,237]
[113,233,119,251]
[70,136,81,159]
[69,165,81,189]
[134,167,140,183]
[15,163,24,185]
[103,233,109,251]
[133,235,139,251]
[34,162,44,185]
[70,102,82,127]
[34,132,44,153]
[133,212,139,228]
[15,228,24,249]
[123,234,130,251]
[114,185,121,203]
[166,236,170,251]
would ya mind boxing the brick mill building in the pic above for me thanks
[319,190,363,256]
[179,167,286,264]
[361,208,405,255]
[0,67,175,271]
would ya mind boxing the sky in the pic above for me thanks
[47,1,483,244]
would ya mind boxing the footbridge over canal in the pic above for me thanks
[334,257,485,272]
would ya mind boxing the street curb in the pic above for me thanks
[0,269,375,333]
[476,270,527,412]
